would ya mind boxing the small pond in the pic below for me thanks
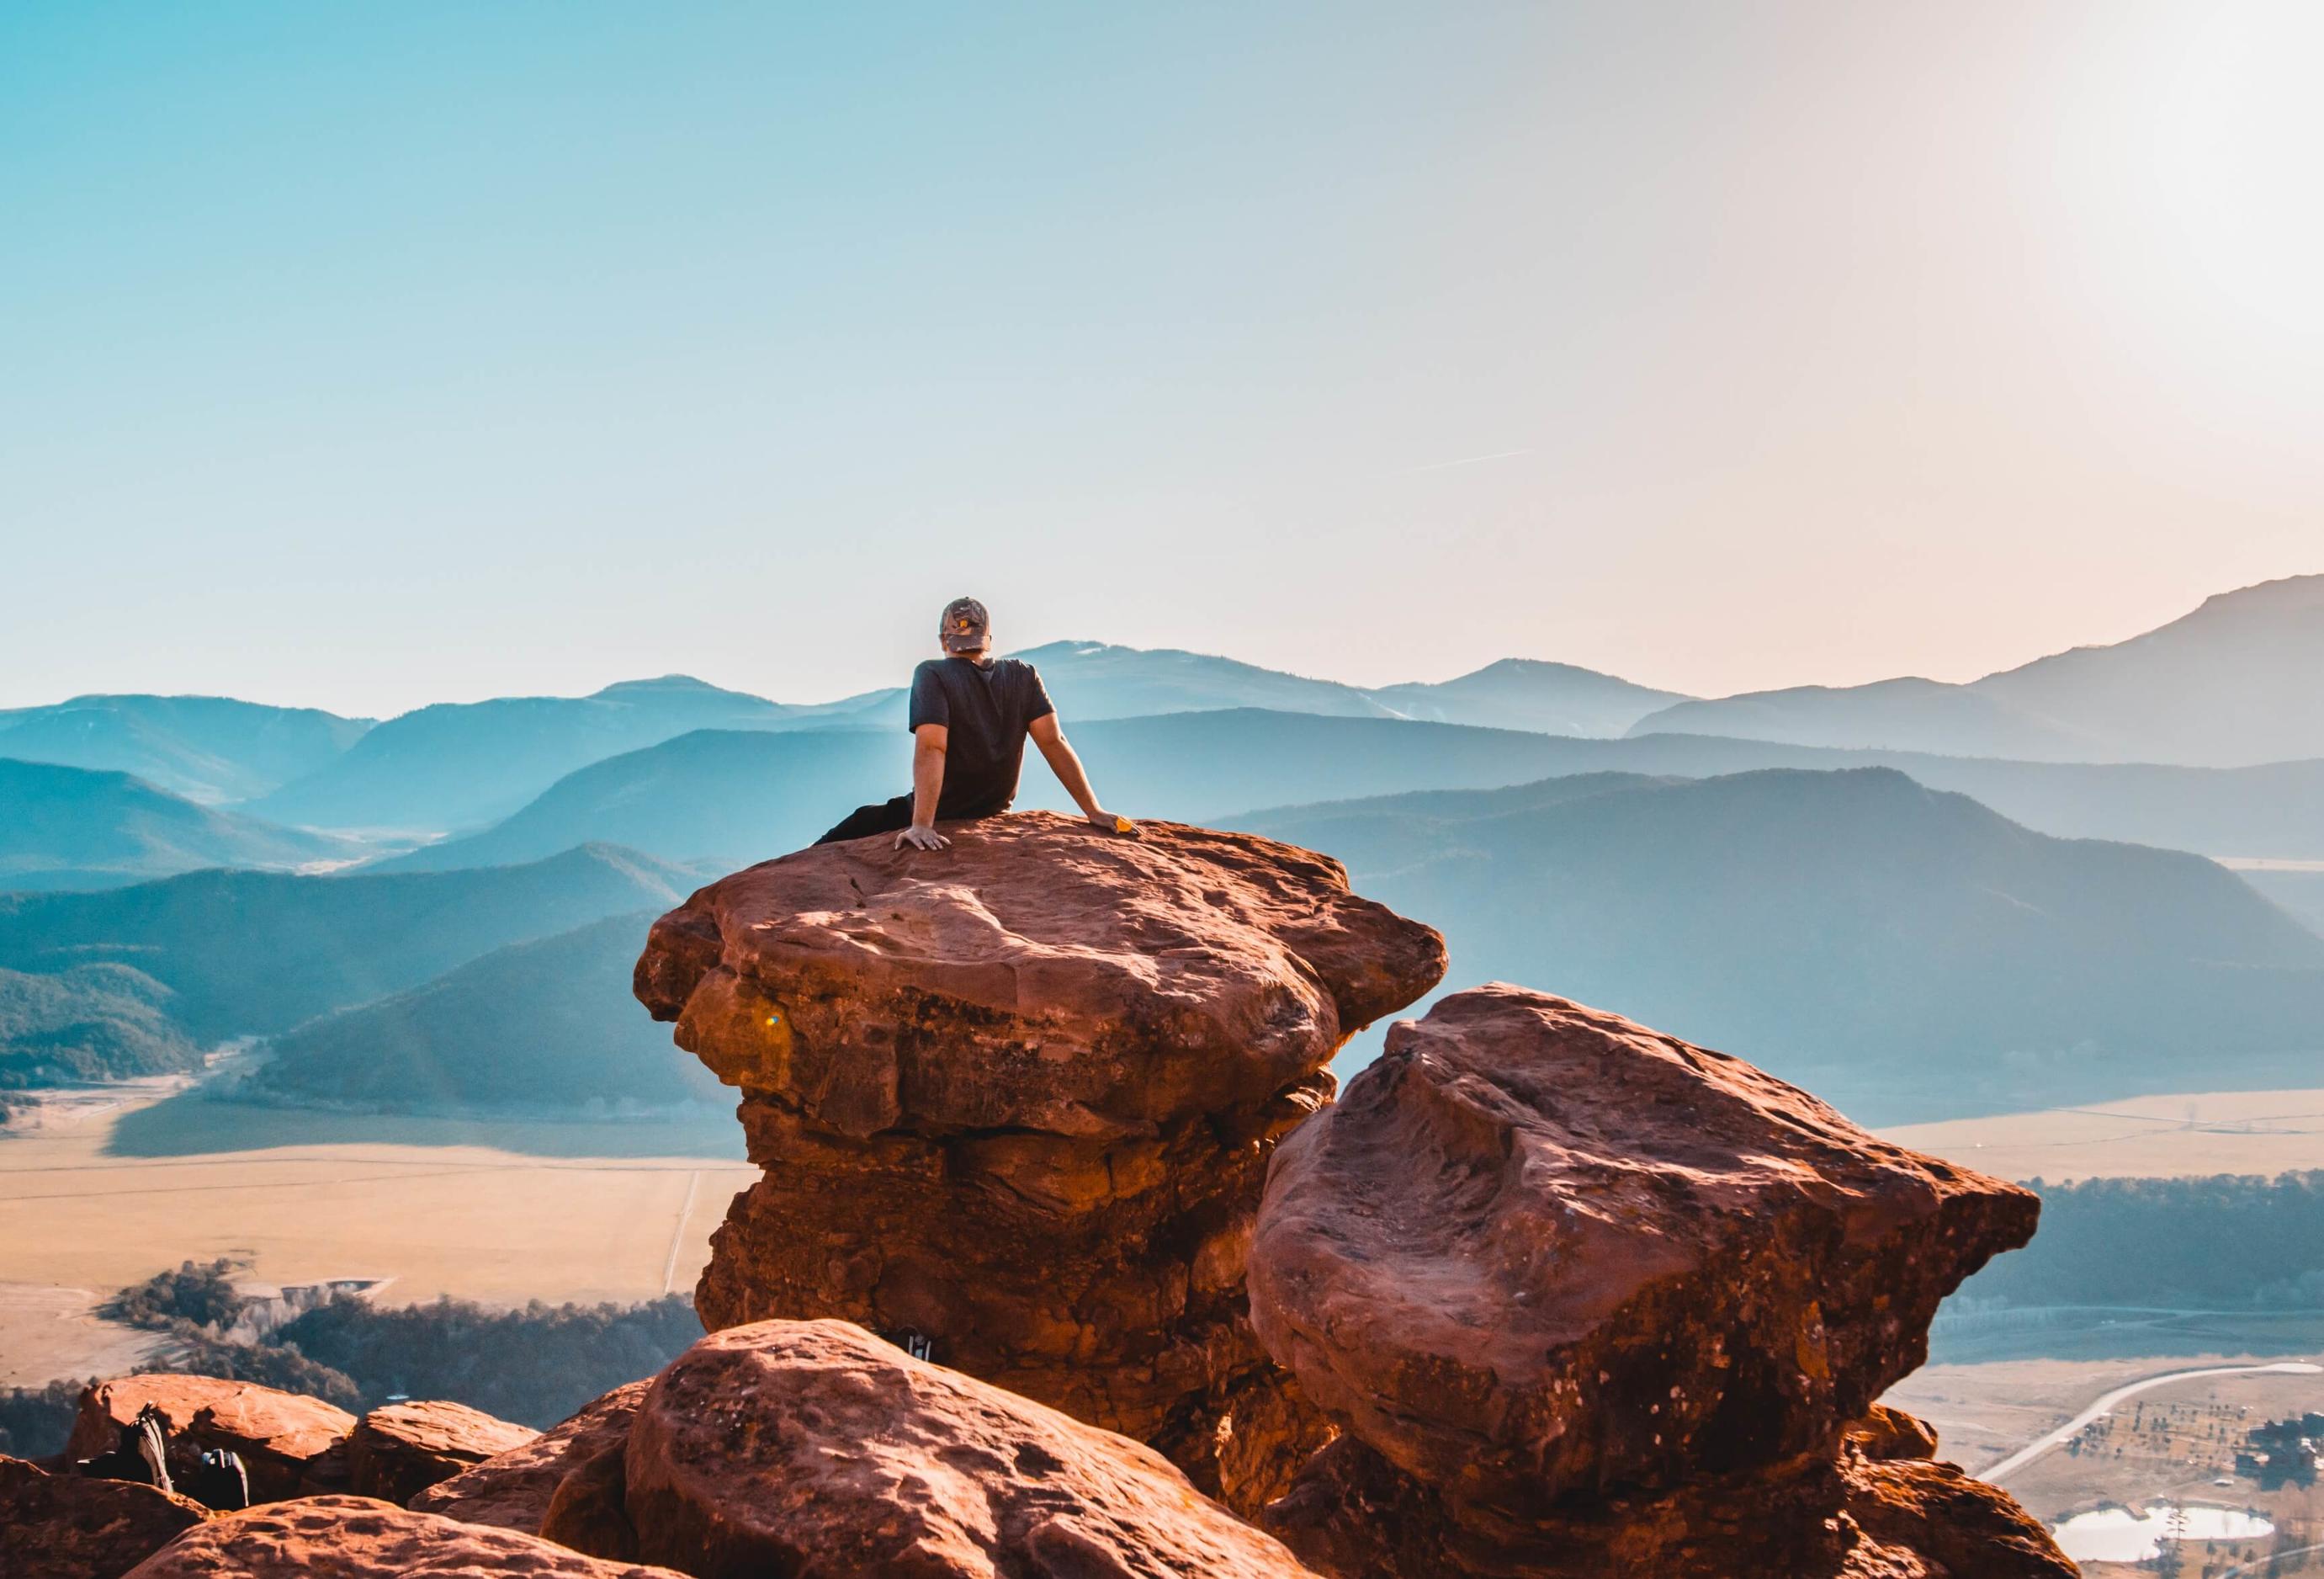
[2050,1502,2275,1564]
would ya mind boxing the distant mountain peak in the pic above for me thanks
[591,675,754,699]
[2192,572,2324,614]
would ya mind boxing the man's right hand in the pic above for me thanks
[895,824,950,851]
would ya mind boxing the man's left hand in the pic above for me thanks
[1087,808,1138,836]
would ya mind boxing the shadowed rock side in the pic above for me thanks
[407,1382,646,1537]
[634,811,1446,1510]
[622,1319,1321,1578]
[1247,985,2072,1578]
[118,1496,687,1578]
[2,1453,210,1579]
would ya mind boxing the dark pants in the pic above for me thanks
[814,794,918,845]
[814,795,1010,846]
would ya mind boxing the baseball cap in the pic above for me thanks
[939,597,990,653]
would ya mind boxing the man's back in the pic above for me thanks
[908,656,1053,819]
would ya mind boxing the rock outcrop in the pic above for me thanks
[347,1401,539,1506]
[1246,985,2071,1578]
[66,1377,356,1503]
[622,1318,1321,1578]
[408,1383,645,1536]
[2,1453,209,1579]
[634,812,1445,1507]
[117,1496,687,1578]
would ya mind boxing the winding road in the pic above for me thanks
[1976,1360,2322,1484]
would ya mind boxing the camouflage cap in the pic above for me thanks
[939,596,990,653]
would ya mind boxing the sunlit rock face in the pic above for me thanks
[623,1319,1324,1579]
[1246,985,2072,1579]
[67,1375,357,1504]
[633,811,1445,1513]
[119,1495,687,1579]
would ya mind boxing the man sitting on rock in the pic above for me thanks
[816,596,1134,850]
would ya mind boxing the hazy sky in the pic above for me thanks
[4,2,2319,717]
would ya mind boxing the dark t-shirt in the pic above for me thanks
[907,657,1055,819]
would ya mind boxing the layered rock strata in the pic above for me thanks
[1246,984,2072,1578]
[634,812,1444,1507]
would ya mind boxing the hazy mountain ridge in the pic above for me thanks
[0,694,372,804]
[382,709,2324,876]
[1363,657,1691,736]
[1242,767,2324,1124]
[725,642,1689,740]
[0,758,363,891]
[0,843,693,1040]
[1632,573,2324,765]
[0,961,199,1088]
[244,910,723,1114]
[248,675,809,834]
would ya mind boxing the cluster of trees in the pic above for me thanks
[0,1260,703,1458]
[274,1294,700,1427]
[1960,1171,2324,1308]
[0,1378,86,1459]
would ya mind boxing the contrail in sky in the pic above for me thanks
[1392,448,1536,476]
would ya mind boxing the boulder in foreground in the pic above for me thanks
[347,1400,539,1507]
[634,812,1444,1509]
[1247,984,2065,1578]
[622,1317,1322,1578]
[66,1376,356,1502]
[119,1495,687,1578]
[1250,984,2038,1509]
[1,1453,209,1579]
[407,1382,645,1535]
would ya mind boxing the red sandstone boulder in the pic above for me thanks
[635,812,1444,1137]
[118,1495,687,1577]
[347,1400,539,1507]
[67,1377,356,1503]
[634,814,1441,1508]
[621,1318,1322,1578]
[1260,1434,2076,1579]
[1248,985,2038,1513]
[407,1382,645,1534]
[1841,1454,2077,1578]
[1847,1402,1941,1462]
[2,1453,209,1579]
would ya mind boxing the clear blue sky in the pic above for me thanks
[4,2,2318,717]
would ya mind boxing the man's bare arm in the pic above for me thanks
[898,723,950,850]
[1029,715,1135,833]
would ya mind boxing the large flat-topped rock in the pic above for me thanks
[635,811,1446,1139]
[1249,985,2040,1515]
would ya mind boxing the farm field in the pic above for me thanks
[1891,1355,2324,1575]
[0,1082,751,1385]
[1882,1090,2324,1184]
